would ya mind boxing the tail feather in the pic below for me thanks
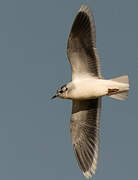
[109,75,129,101]
[111,75,129,84]
[110,91,128,100]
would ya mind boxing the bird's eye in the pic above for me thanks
[58,86,68,94]
[59,90,63,93]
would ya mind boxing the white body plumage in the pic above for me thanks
[68,76,129,100]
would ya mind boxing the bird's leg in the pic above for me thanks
[107,88,119,95]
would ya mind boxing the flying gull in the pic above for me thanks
[52,5,129,179]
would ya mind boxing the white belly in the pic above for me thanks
[70,78,108,99]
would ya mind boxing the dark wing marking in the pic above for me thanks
[67,5,102,79]
[70,98,101,178]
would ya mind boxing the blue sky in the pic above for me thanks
[0,0,137,179]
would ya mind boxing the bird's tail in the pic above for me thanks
[109,75,129,100]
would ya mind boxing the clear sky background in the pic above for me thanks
[0,0,137,179]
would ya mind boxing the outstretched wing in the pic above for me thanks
[70,98,101,178]
[67,5,102,80]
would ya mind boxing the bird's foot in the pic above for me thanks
[107,88,119,95]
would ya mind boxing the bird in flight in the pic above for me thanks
[52,5,129,179]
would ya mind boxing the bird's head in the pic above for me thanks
[51,84,69,99]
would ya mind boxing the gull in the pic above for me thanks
[52,5,129,179]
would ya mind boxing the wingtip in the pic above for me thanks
[83,171,92,179]
[79,5,89,12]
[83,164,97,179]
